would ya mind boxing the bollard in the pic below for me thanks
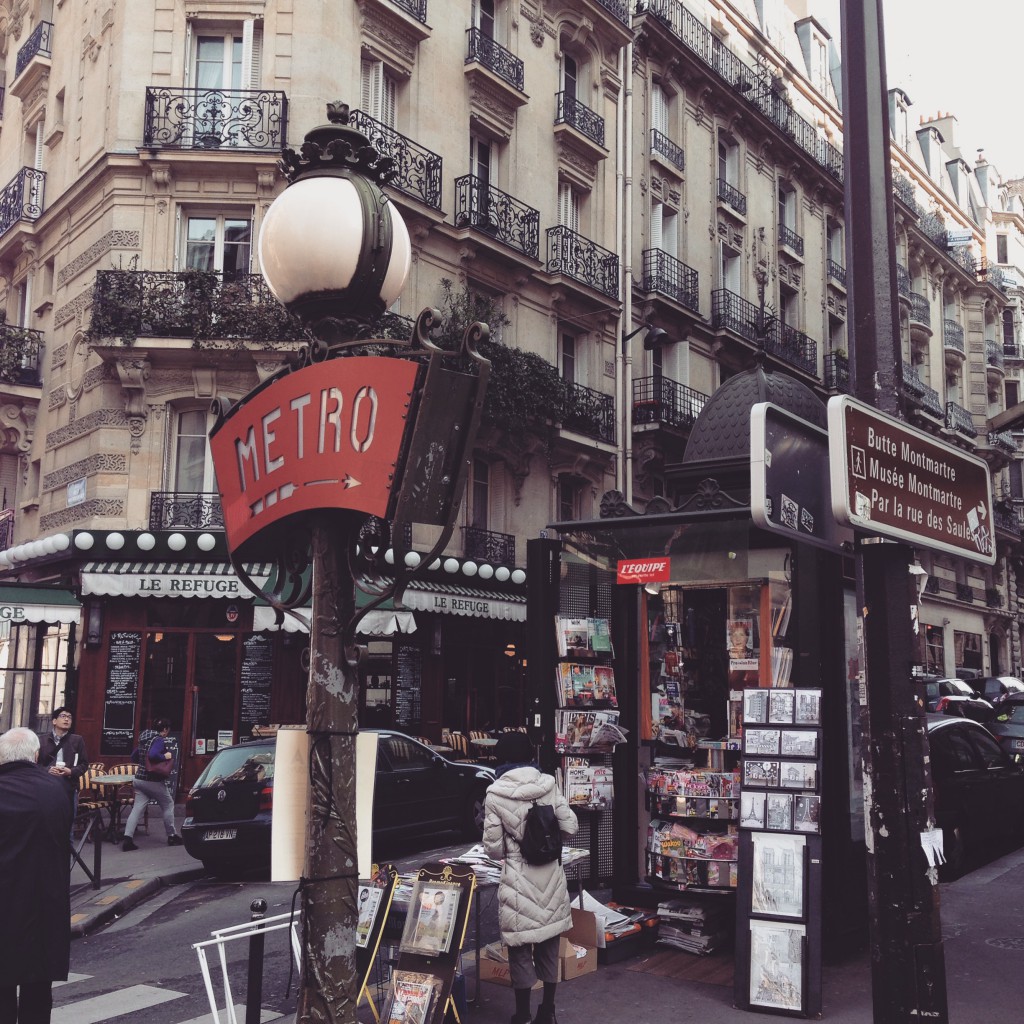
[245,897,268,1024]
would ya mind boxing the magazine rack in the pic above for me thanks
[357,862,399,1022]
[384,861,476,1024]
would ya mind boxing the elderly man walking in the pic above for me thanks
[0,727,72,1024]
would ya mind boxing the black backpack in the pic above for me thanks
[517,801,563,866]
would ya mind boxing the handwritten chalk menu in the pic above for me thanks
[394,642,422,728]
[239,633,273,739]
[101,631,141,755]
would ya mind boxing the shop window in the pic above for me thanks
[953,630,982,673]
[922,623,945,674]
[180,211,252,275]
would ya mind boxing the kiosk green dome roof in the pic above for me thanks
[682,364,827,464]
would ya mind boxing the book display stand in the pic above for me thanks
[356,863,399,1022]
[382,862,476,1024]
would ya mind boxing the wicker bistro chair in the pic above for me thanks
[446,731,482,764]
[108,762,149,835]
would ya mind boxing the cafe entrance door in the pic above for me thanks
[139,630,240,790]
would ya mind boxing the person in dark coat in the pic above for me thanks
[0,727,72,1024]
[37,707,88,816]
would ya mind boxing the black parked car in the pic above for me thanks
[926,714,1024,878]
[979,676,1024,704]
[181,730,495,876]
[914,676,993,722]
[985,694,1024,760]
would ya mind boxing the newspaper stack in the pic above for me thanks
[441,844,503,885]
[656,897,732,956]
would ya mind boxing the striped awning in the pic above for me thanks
[0,585,81,625]
[80,561,273,599]
[400,580,525,621]
[252,605,417,636]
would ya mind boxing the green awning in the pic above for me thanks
[0,584,81,625]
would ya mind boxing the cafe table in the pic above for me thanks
[469,737,498,749]
[90,773,136,843]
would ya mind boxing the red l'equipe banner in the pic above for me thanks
[210,356,418,556]
[616,557,671,584]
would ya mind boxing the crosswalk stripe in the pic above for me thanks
[53,973,91,988]
[52,983,186,1024]
[176,1005,284,1024]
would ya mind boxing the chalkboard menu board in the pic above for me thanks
[239,633,274,739]
[101,631,141,755]
[394,642,422,728]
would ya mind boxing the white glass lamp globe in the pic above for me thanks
[258,177,411,311]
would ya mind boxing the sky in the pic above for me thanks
[818,1,1024,178]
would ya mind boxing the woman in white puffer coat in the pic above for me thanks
[483,731,579,1024]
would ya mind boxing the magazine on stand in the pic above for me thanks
[356,885,384,948]
[399,880,461,955]
[555,709,627,751]
[564,760,615,808]
[384,971,439,1024]
[555,616,614,657]
[555,663,618,707]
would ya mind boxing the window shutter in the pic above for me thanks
[663,209,678,258]
[558,183,579,231]
[652,83,668,135]
[34,121,44,169]
[184,21,193,83]
[361,59,383,120]
[173,207,182,271]
[247,25,263,89]
[650,201,663,252]
[381,73,396,127]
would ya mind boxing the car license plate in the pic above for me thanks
[204,828,237,841]
[1013,739,1024,751]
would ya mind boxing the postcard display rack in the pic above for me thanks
[356,863,399,1021]
[382,862,476,1024]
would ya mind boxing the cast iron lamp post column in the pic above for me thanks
[257,103,412,1024]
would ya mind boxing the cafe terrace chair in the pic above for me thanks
[109,762,149,834]
[446,731,482,765]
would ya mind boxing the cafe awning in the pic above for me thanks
[0,585,81,625]
[401,580,526,621]
[251,605,418,636]
[80,561,273,599]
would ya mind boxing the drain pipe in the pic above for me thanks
[617,39,636,504]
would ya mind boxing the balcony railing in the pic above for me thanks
[387,0,427,21]
[0,509,13,551]
[902,366,944,417]
[767,321,817,376]
[592,0,630,24]
[945,401,977,438]
[979,263,1008,292]
[711,289,761,343]
[948,246,976,274]
[454,175,539,259]
[717,177,747,216]
[896,263,912,298]
[918,382,943,417]
[1004,340,1023,361]
[955,583,975,604]
[635,0,842,181]
[918,210,947,248]
[642,248,699,313]
[650,129,684,171]
[988,431,1018,457]
[986,339,1005,372]
[943,319,964,354]
[149,491,224,531]
[0,167,45,239]
[909,291,930,327]
[824,352,850,392]
[466,29,524,91]
[779,224,804,256]
[827,259,846,286]
[0,323,43,386]
[89,270,308,344]
[546,226,619,299]
[555,92,605,147]
[994,502,1022,536]
[462,525,515,564]
[562,380,615,443]
[986,587,1004,609]
[893,171,919,215]
[15,21,52,79]
[143,87,288,151]
[632,375,708,431]
[349,110,442,209]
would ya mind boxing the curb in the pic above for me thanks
[70,866,206,939]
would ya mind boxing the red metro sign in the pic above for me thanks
[210,356,418,556]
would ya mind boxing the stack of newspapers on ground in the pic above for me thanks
[656,896,733,956]
[439,844,503,885]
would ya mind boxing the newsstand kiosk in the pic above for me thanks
[529,367,869,1018]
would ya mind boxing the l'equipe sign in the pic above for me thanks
[827,396,994,564]
[617,557,671,584]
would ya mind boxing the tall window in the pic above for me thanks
[779,284,799,327]
[182,213,252,274]
[174,409,216,493]
[560,333,577,383]
[651,201,678,258]
[558,476,579,521]
[651,81,668,137]
[187,23,262,90]
[473,0,496,39]
[361,59,396,126]
[561,53,579,101]
[558,182,581,232]
[997,234,1009,265]
[827,218,843,264]
[471,457,489,530]
[1003,308,1015,349]
[778,180,796,232]
[721,244,741,293]
[718,135,738,186]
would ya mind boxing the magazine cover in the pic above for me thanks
[556,617,591,657]
[356,884,384,949]
[384,971,438,1024]
[400,880,461,956]
[589,617,613,654]
[593,665,618,705]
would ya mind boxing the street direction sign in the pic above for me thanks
[751,402,852,553]
[827,396,995,564]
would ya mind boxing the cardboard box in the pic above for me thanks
[478,946,542,989]
[559,908,598,981]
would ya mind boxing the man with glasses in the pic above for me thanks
[37,709,88,817]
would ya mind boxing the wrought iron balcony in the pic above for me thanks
[650,129,684,171]
[824,352,850,392]
[717,177,747,216]
[387,0,427,21]
[15,21,52,79]
[454,175,539,259]
[918,382,943,418]
[546,226,619,299]
[349,110,442,209]
[986,587,1004,608]
[901,366,943,417]
[986,339,1005,372]
[642,248,699,314]
[561,380,615,443]
[896,263,912,298]
[0,167,45,239]
[0,509,12,552]
[909,292,930,327]
[945,401,977,438]
[149,491,224,531]
[766,321,817,376]
[827,259,846,286]
[994,501,1022,536]
[0,322,43,386]
[955,582,975,604]
[89,270,308,344]
[465,29,524,91]
[978,263,1008,292]
[1004,340,1023,361]
[711,289,760,343]
[632,375,708,431]
[988,431,1018,457]
[923,576,941,595]
[948,246,976,274]
[462,525,515,564]
[893,171,920,215]
[779,224,803,256]
[144,87,287,151]
[591,0,630,24]
[918,210,947,248]
[943,319,964,354]
[555,92,605,147]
